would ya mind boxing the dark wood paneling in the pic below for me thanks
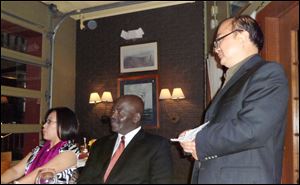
[257,1,299,183]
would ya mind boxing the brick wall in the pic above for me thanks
[76,2,204,183]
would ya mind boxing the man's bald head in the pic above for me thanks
[119,95,144,116]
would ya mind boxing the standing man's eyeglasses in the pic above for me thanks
[213,29,244,49]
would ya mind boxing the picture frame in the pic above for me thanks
[118,74,159,128]
[120,42,158,73]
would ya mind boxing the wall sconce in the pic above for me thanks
[159,88,185,123]
[89,91,113,124]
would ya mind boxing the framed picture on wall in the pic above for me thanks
[120,42,158,73]
[118,74,159,128]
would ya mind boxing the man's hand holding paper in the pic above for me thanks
[170,121,209,142]
[171,121,209,160]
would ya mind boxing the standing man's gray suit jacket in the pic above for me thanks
[192,55,288,184]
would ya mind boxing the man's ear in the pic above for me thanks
[133,113,141,123]
[239,30,250,44]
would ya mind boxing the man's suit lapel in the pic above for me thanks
[205,55,264,122]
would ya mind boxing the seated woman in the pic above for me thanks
[1,107,80,184]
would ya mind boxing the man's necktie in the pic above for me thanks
[103,136,125,182]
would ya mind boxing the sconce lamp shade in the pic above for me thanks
[89,92,101,104]
[101,91,113,102]
[172,88,185,100]
[159,89,172,100]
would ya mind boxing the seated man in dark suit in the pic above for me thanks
[77,95,173,184]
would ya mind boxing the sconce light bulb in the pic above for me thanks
[172,88,185,100]
[159,89,172,100]
[101,91,113,102]
[89,92,101,104]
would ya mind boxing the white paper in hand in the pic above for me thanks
[170,121,210,142]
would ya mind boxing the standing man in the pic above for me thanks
[179,15,289,184]
[78,95,173,184]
